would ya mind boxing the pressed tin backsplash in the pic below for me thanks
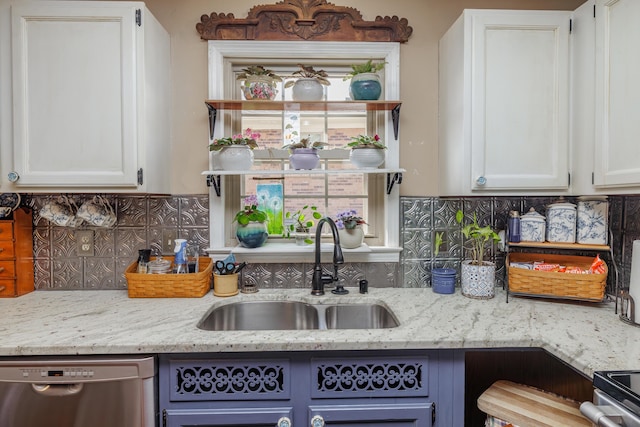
[24,194,638,293]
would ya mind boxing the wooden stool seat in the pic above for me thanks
[477,380,591,427]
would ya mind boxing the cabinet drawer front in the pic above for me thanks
[168,359,291,401]
[0,223,13,241]
[0,280,16,297]
[310,356,429,398]
[0,262,16,278]
[0,241,15,259]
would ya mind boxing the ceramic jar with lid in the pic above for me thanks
[520,207,546,242]
[576,196,609,245]
[545,198,577,243]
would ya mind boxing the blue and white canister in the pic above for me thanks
[545,198,576,243]
[576,196,608,245]
[520,207,546,242]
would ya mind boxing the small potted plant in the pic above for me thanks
[431,231,457,294]
[456,209,501,299]
[284,205,323,245]
[284,64,331,101]
[234,195,269,248]
[335,210,367,249]
[346,134,386,169]
[237,65,282,100]
[209,128,260,171]
[343,59,385,100]
[282,137,328,170]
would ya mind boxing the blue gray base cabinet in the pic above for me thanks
[158,350,465,427]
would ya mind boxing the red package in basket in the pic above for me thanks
[589,254,606,274]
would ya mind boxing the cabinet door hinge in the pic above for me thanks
[592,171,595,185]
[432,402,436,424]
[162,409,167,427]
[137,168,144,185]
[569,18,573,33]
[594,4,596,18]
[568,172,571,186]
[135,9,142,26]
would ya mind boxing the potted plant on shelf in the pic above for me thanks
[234,195,269,248]
[284,64,331,101]
[209,128,260,171]
[237,65,282,100]
[284,205,323,245]
[456,209,501,299]
[335,210,367,249]
[282,137,328,170]
[346,134,386,169]
[431,231,457,294]
[343,59,385,100]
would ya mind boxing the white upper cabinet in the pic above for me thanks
[593,0,640,189]
[439,10,571,196]
[7,1,170,193]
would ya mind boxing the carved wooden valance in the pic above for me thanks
[196,0,412,43]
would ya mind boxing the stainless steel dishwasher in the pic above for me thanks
[0,356,156,427]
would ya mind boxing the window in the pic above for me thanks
[207,41,401,262]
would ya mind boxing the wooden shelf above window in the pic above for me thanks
[205,100,401,111]
[204,100,402,140]
[203,168,405,197]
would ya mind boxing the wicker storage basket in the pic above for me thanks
[507,252,607,302]
[125,256,212,298]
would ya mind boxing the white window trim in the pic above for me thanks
[206,41,401,263]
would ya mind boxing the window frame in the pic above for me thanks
[206,41,401,263]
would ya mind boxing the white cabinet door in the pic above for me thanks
[9,1,170,192]
[593,0,640,188]
[439,10,571,195]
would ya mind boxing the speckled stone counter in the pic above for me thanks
[0,288,637,377]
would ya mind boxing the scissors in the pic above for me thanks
[215,261,235,275]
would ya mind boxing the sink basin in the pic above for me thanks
[197,301,319,331]
[198,300,399,331]
[325,304,399,329]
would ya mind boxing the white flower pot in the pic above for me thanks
[349,148,385,169]
[291,78,324,101]
[461,260,495,299]
[338,226,364,249]
[217,146,254,171]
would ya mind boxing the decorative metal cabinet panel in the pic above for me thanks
[159,351,464,427]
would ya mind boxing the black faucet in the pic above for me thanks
[311,217,344,296]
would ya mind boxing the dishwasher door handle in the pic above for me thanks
[32,383,83,396]
[580,401,624,427]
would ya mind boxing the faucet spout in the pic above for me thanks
[311,217,344,296]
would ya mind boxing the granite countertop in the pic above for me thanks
[0,287,638,377]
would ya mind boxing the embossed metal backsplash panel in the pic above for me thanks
[26,194,629,291]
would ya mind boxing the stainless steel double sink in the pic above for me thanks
[197,300,399,331]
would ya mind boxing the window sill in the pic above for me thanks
[205,242,402,263]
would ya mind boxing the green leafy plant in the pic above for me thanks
[284,64,331,88]
[282,137,328,151]
[236,65,282,82]
[456,209,500,265]
[434,231,444,256]
[234,195,268,225]
[343,60,386,80]
[285,205,323,244]
[209,128,260,152]
[345,134,386,150]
